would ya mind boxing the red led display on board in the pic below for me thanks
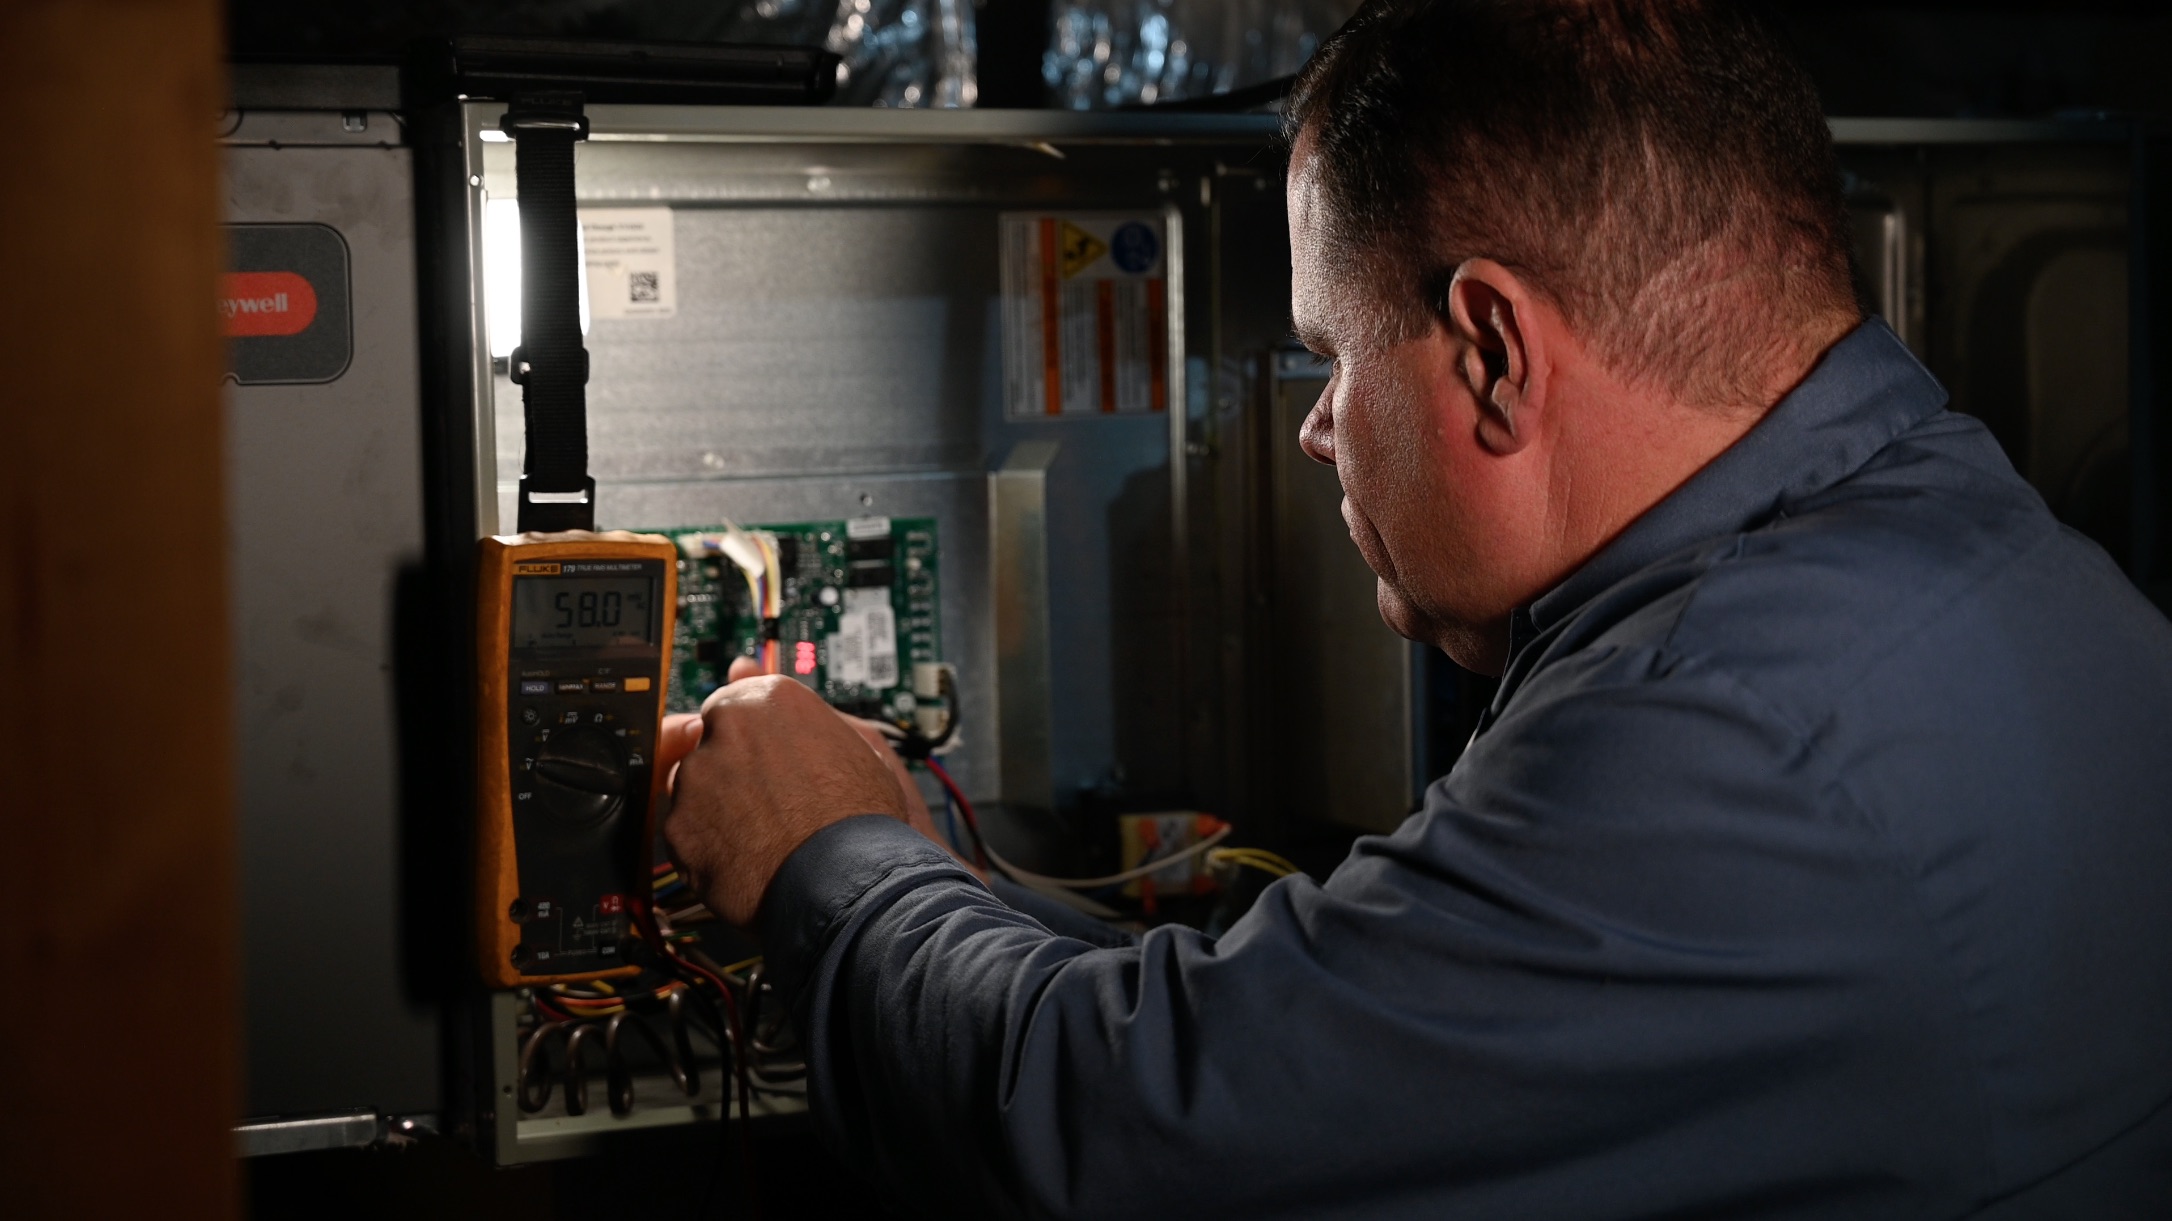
[794,640,818,676]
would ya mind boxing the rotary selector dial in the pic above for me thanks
[530,725,626,829]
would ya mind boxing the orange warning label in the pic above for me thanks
[1000,214,1171,419]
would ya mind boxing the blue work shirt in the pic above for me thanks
[759,322,2172,1219]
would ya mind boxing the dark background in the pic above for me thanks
[226,0,2172,116]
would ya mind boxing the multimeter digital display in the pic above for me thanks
[476,536,679,988]
[511,574,656,649]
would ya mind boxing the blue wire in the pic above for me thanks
[940,783,964,855]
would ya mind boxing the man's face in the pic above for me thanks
[1287,138,1520,673]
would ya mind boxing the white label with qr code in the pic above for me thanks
[580,208,676,320]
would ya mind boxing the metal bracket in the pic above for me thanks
[990,441,1059,818]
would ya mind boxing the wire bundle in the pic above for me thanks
[695,524,785,675]
[516,858,816,1221]
[1207,846,1301,879]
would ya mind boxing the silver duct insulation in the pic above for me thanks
[1045,0,1355,109]
[703,0,977,106]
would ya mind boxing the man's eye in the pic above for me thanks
[1309,352,1336,368]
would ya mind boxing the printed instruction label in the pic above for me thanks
[1000,213,1170,418]
[829,587,899,690]
[581,208,676,320]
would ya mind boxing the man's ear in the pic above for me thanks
[1441,259,1540,456]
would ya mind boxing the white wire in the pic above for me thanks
[983,823,1232,891]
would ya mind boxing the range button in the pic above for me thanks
[591,678,621,693]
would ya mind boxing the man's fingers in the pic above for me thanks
[726,655,763,684]
[657,712,704,774]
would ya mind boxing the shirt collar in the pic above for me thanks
[1523,319,1949,639]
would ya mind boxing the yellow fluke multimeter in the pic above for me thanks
[474,531,679,988]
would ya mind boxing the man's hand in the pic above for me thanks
[663,672,912,927]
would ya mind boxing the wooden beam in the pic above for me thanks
[0,2,236,1217]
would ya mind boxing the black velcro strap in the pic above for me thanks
[503,91,594,534]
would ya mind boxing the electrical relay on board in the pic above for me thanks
[651,516,947,731]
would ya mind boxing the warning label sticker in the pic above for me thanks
[581,208,676,320]
[1001,213,1170,418]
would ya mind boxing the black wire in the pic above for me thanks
[743,964,809,1084]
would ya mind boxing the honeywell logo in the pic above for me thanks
[223,292,292,317]
[219,270,318,337]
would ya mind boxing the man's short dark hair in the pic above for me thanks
[1287,0,1860,406]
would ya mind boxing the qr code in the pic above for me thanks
[627,270,660,302]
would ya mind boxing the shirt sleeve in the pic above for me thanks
[756,653,1968,1220]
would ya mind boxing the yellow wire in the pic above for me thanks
[1214,845,1298,868]
[1209,847,1300,878]
[1226,850,1300,876]
[757,534,782,617]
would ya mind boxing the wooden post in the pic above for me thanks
[0,2,237,1218]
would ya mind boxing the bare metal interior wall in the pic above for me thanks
[467,111,1286,836]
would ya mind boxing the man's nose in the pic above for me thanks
[1298,386,1336,466]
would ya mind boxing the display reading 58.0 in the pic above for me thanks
[512,576,656,649]
[558,587,626,628]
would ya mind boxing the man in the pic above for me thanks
[659,1,2172,1215]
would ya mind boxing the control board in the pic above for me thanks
[651,516,941,722]
[474,535,678,988]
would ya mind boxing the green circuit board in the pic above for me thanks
[647,517,940,720]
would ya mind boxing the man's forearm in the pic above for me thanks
[761,815,1114,1215]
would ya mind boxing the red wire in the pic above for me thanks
[629,896,758,1212]
[921,757,986,870]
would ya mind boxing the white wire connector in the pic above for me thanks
[708,524,768,586]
